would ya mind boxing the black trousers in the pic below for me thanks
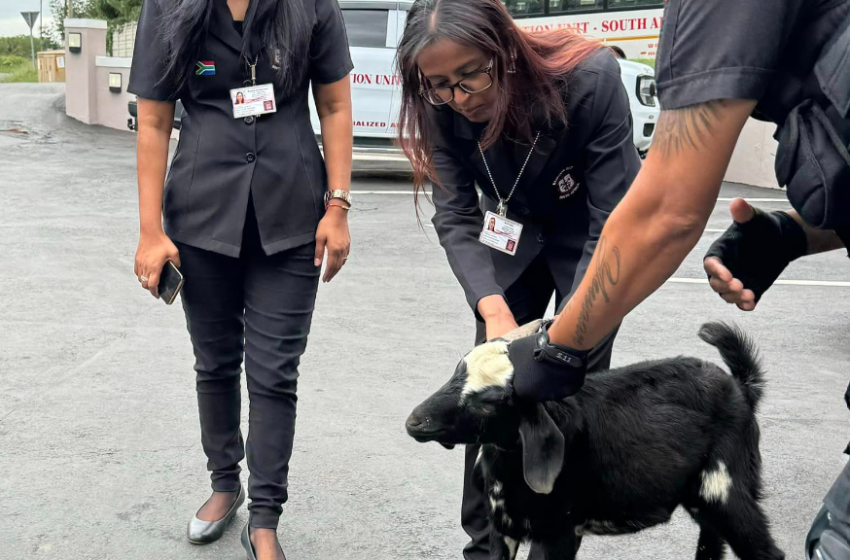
[176,200,320,530]
[461,256,619,560]
[810,460,850,558]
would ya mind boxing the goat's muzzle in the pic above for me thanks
[405,403,456,449]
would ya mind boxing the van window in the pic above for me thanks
[606,0,664,8]
[501,0,545,17]
[548,0,604,14]
[341,9,389,48]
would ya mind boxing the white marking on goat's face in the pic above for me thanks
[504,536,519,559]
[491,481,503,496]
[700,461,732,504]
[461,341,513,397]
[489,497,505,511]
[502,513,513,528]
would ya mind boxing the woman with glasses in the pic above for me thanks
[397,1,640,558]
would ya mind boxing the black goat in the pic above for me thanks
[406,322,785,560]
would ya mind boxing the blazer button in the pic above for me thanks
[537,233,546,244]
[246,152,256,163]
[244,116,255,125]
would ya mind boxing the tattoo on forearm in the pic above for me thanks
[652,100,729,158]
[574,237,621,347]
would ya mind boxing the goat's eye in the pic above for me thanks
[470,403,496,415]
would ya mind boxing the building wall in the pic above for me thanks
[95,57,134,132]
[112,22,137,58]
[725,118,782,189]
[64,19,107,125]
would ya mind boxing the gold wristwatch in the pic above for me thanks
[324,189,352,209]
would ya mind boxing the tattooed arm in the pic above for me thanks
[549,99,757,349]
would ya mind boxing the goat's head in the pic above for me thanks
[406,321,566,494]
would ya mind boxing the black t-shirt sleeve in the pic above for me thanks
[309,0,355,85]
[127,0,178,101]
[656,0,803,109]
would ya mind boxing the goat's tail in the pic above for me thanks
[698,322,765,411]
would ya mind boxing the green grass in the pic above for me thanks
[0,55,28,72]
[630,57,656,69]
[0,55,38,83]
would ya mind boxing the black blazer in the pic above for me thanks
[128,0,353,257]
[430,49,641,317]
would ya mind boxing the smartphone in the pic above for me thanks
[158,261,185,305]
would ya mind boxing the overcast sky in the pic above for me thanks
[0,1,56,38]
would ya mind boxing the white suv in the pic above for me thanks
[310,0,660,155]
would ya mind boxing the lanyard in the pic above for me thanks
[248,56,258,86]
[478,131,541,217]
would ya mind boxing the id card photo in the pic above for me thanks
[230,84,277,119]
[479,211,523,256]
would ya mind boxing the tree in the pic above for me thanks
[51,0,97,41]
[51,0,143,53]
[0,36,58,57]
[94,0,144,28]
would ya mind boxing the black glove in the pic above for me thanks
[509,322,588,402]
[704,208,807,302]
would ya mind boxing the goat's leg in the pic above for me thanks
[694,523,726,560]
[489,529,520,560]
[535,532,579,560]
[702,497,785,560]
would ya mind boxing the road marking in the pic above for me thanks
[716,197,788,203]
[421,227,845,285]
[668,278,850,287]
[351,191,791,203]
[352,190,414,194]
[352,154,410,162]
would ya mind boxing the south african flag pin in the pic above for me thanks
[195,61,216,76]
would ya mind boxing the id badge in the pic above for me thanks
[479,211,523,256]
[230,84,277,119]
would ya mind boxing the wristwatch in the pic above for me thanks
[533,321,587,368]
[324,189,352,209]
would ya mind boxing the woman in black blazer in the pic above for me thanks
[129,0,354,558]
[397,1,641,558]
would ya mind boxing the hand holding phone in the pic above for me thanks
[158,261,185,305]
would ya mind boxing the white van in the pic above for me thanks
[309,0,660,155]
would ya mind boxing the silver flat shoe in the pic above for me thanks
[241,519,286,560]
[241,521,258,560]
[187,485,245,545]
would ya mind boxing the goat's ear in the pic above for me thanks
[498,320,543,343]
[518,403,565,494]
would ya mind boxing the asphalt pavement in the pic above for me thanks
[1,83,848,560]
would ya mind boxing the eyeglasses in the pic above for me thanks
[420,59,494,106]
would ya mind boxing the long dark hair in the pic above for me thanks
[157,0,311,94]
[397,0,601,202]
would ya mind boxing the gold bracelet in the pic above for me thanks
[327,203,350,211]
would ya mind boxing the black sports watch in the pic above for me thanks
[533,321,587,368]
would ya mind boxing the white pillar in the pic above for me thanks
[64,19,108,125]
